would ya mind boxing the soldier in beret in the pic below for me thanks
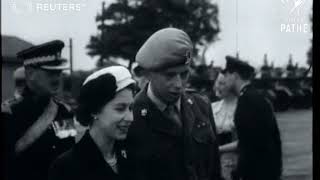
[126,28,222,180]
[222,56,282,180]
[1,40,75,180]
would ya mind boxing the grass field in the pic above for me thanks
[277,109,313,180]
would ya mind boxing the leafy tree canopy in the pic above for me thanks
[87,0,220,67]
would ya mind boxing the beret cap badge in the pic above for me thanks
[185,50,192,65]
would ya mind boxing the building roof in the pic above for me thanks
[2,35,33,63]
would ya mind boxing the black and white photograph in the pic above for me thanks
[1,0,314,180]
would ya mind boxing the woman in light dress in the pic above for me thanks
[211,73,238,180]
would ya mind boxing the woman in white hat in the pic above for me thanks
[49,66,135,180]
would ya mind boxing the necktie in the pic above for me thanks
[164,105,182,130]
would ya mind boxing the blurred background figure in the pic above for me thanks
[131,62,149,92]
[13,66,26,99]
[211,72,238,180]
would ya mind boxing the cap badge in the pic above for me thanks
[185,50,192,65]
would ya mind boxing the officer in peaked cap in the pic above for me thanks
[127,28,222,180]
[222,55,255,81]
[2,40,75,180]
[222,55,282,180]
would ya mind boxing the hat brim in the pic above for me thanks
[40,62,70,70]
[116,78,136,92]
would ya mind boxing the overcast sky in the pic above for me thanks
[2,0,313,70]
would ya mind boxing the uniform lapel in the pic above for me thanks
[239,83,251,96]
[135,86,178,137]
[180,93,196,136]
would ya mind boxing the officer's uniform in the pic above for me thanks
[223,56,282,180]
[127,28,222,180]
[1,40,75,180]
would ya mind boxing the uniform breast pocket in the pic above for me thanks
[191,121,215,178]
[192,120,215,145]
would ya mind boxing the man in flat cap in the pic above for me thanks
[2,40,75,180]
[127,28,222,180]
[222,56,282,180]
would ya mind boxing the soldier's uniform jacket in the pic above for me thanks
[233,84,282,180]
[2,88,75,180]
[126,86,222,180]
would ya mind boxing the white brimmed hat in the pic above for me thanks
[83,66,135,92]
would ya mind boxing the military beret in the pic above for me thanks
[223,55,255,77]
[13,66,25,80]
[136,28,193,71]
[17,40,68,70]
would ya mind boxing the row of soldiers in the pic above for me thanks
[2,28,282,180]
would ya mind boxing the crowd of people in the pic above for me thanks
[2,28,282,180]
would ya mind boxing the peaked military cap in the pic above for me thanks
[223,55,255,76]
[17,40,68,70]
[136,28,193,72]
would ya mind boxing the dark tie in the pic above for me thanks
[164,105,182,130]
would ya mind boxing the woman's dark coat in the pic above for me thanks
[49,131,129,180]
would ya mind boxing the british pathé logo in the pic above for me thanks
[280,0,310,33]
[281,0,307,16]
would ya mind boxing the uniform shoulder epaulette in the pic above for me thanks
[1,97,23,114]
[188,92,210,105]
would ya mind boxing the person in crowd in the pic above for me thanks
[1,40,75,180]
[127,28,222,180]
[13,66,26,99]
[49,66,135,180]
[212,72,238,180]
[222,56,282,180]
[131,62,149,92]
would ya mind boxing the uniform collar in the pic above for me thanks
[239,82,251,96]
[147,83,181,112]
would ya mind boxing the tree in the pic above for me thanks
[87,0,220,68]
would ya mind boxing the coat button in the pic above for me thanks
[52,145,56,149]
[202,122,206,126]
